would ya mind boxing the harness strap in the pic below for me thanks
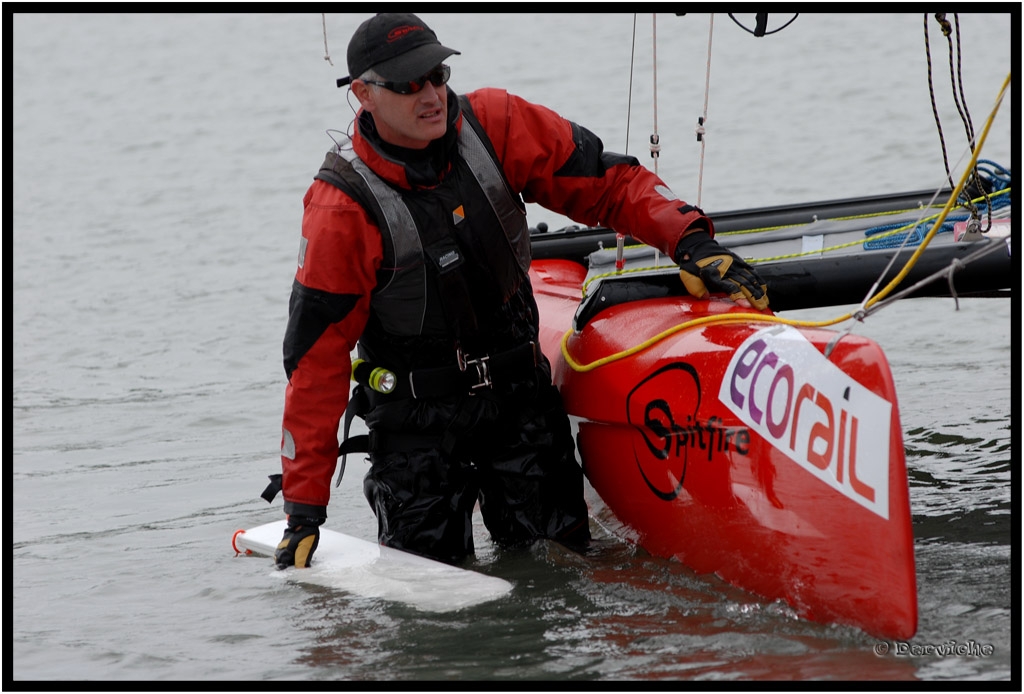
[339,396,477,460]
[283,339,536,494]
[405,341,539,399]
[334,341,541,463]
[314,113,529,339]
[334,385,371,488]
[458,104,532,276]
[261,473,283,503]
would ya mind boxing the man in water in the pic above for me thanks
[271,13,768,568]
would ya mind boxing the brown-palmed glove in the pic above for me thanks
[274,515,324,569]
[674,231,769,310]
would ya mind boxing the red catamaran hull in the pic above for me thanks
[532,258,917,639]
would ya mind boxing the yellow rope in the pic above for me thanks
[718,205,944,237]
[863,71,1010,309]
[562,71,1011,373]
[581,187,1010,296]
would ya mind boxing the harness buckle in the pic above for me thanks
[456,347,493,390]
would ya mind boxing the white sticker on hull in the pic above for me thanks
[719,325,891,519]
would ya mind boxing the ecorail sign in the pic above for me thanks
[720,324,892,519]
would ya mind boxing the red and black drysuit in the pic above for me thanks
[279,87,713,563]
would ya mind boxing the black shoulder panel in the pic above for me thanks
[283,278,360,379]
[554,121,640,178]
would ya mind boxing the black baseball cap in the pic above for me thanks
[337,13,460,88]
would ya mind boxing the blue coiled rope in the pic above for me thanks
[864,160,1011,250]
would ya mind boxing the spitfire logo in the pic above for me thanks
[626,363,750,501]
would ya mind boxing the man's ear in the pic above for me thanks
[351,81,376,112]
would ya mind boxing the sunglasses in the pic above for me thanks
[362,64,451,95]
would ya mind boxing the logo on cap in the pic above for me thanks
[387,25,424,42]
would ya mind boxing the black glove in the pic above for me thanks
[674,231,769,310]
[274,515,324,569]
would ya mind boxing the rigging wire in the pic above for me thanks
[866,10,1007,357]
[617,14,641,272]
[649,14,661,267]
[620,13,665,271]
[924,12,992,231]
[650,13,660,178]
[624,14,637,156]
[695,14,715,210]
[862,236,1008,314]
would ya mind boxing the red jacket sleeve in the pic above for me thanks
[465,88,711,258]
[279,180,382,518]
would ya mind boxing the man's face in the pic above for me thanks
[354,71,448,150]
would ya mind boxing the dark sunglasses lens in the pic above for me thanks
[428,64,451,86]
[403,65,450,94]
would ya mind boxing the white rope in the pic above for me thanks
[624,14,637,154]
[322,14,334,66]
[617,15,643,272]
[650,14,660,177]
[695,13,715,209]
[650,14,662,266]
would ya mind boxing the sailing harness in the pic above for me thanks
[336,340,542,486]
[316,99,531,338]
[260,336,541,502]
[314,99,540,488]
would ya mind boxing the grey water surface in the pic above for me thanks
[12,12,1014,684]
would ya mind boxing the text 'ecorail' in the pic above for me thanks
[719,325,892,519]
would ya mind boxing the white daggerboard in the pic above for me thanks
[234,520,513,612]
